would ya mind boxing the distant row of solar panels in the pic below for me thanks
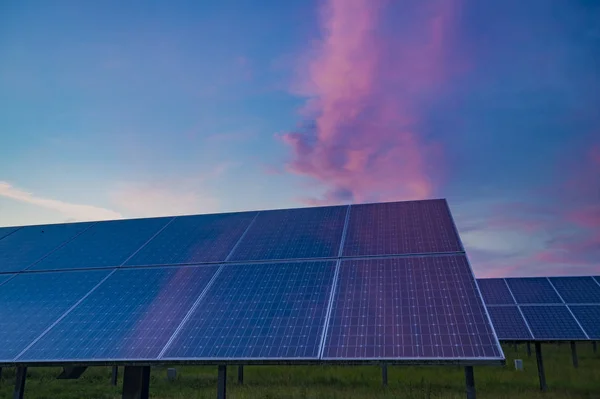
[477,277,600,341]
[0,200,462,274]
[0,256,502,365]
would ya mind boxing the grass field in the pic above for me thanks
[1,344,598,398]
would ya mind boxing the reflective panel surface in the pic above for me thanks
[520,306,587,340]
[477,279,515,305]
[505,278,562,304]
[0,226,20,241]
[568,305,600,339]
[486,306,532,340]
[549,277,600,304]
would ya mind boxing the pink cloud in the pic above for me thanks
[281,0,460,205]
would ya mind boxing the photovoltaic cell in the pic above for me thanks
[549,277,600,304]
[342,200,462,257]
[505,278,562,304]
[0,269,110,361]
[29,217,172,271]
[0,274,13,286]
[0,222,93,273]
[477,279,515,305]
[323,256,502,360]
[568,305,600,339]
[19,266,219,361]
[162,261,336,360]
[520,306,587,340]
[0,226,20,240]
[125,212,257,266]
[486,306,532,340]
[228,206,347,261]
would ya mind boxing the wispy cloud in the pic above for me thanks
[281,0,460,205]
[0,181,122,222]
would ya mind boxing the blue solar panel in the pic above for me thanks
[520,306,587,340]
[29,217,172,271]
[125,212,257,266]
[162,261,336,360]
[486,306,532,340]
[505,278,562,304]
[0,270,110,361]
[0,222,93,273]
[549,277,600,304]
[477,279,515,305]
[228,206,347,261]
[0,226,20,240]
[342,200,462,257]
[18,266,220,361]
[323,256,502,360]
[568,305,600,339]
[0,274,13,286]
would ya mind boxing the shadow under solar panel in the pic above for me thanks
[568,305,600,339]
[549,277,600,304]
[486,306,532,340]
[18,266,220,362]
[124,212,257,266]
[342,200,463,257]
[323,255,502,362]
[161,261,337,360]
[0,269,111,361]
[477,279,515,305]
[520,306,587,340]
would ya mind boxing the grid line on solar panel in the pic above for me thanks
[323,255,502,360]
[18,266,220,362]
[0,226,21,241]
[228,206,347,262]
[0,274,14,287]
[547,277,600,304]
[477,279,515,305]
[161,261,337,360]
[568,305,600,339]
[342,200,463,257]
[124,212,257,266]
[28,217,173,271]
[520,305,588,340]
[486,306,532,340]
[505,278,562,304]
[0,222,95,273]
[0,270,111,361]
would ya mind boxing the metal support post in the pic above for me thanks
[122,366,150,399]
[238,365,243,385]
[593,341,597,354]
[464,366,475,399]
[527,342,531,357]
[112,366,119,386]
[535,342,547,392]
[218,365,227,399]
[570,341,578,368]
[13,367,27,399]
[381,364,388,386]
[0,367,2,381]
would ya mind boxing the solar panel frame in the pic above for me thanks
[477,279,515,305]
[547,277,600,303]
[520,305,588,341]
[505,278,563,304]
[485,306,533,341]
[568,305,600,339]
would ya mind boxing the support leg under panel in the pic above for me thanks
[464,366,475,399]
[122,366,150,399]
[593,341,597,354]
[218,365,227,399]
[112,366,119,386]
[0,367,2,381]
[381,364,388,386]
[238,365,243,385]
[57,366,88,379]
[13,367,27,399]
[535,343,547,392]
[527,342,532,357]
[570,341,578,368]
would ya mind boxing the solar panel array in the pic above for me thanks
[477,276,600,341]
[0,199,504,366]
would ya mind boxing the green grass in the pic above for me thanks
[1,344,598,398]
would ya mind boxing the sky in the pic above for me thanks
[1,0,598,278]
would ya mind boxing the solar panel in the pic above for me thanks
[18,266,220,362]
[0,269,110,361]
[568,305,600,339]
[0,226,20,240]
[0,222,93,273]
[342,200,462,257]
[520,306,587,340]
[29,217,172,271]
[549,277,600,303]
[228,206,347,262]
[162,261,336,360]
[124,212,257,266]
[505,278,562,304]
[323,255,502,360]
[0,274,13,286]
[486,306,532,340]
[477,279,515,305]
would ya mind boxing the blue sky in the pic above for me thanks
[1,0,599,277]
